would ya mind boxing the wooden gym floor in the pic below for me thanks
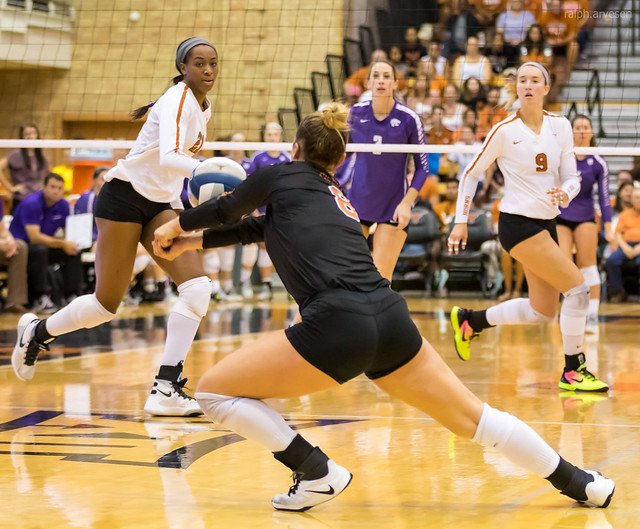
[0,296,638,528]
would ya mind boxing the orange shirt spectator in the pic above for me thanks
[472,0,506,25]
[616,207,640,243]
[419,176,441,205]
[540,5,579,45]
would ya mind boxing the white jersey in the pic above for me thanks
[455,110,580,223]
[105,82,211,203]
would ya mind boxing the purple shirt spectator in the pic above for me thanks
[9,190,69,242]
[496,10,536,44]
[342,100,429,223]
[560,155,612,223]
[74,190,98,241]
[249,151,291,214]
[7,149,50,202]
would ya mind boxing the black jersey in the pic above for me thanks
[180,161,388,309]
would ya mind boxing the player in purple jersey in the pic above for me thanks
[341,60,430,281]
[557,115,613,334]
[245,123,292,299]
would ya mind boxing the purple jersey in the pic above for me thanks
[343,101,429,222]
[249,151,291,214]
[74,190,98,241]
[9,190,69,242]
[559,155,611,223]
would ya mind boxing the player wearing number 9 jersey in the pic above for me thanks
[448,62,608,392]
[339,60,430,281]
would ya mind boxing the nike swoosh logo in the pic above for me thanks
[156,388,172,397]
[360,119,369,123]
[305,485,335,495]
[513,140,523,144]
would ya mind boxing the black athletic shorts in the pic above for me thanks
[499,212,559,253]
[360,219,410,234]
[556,217,595,231]
[285,287,423,384]
[94,178,175,226]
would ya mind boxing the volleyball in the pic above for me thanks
[188,157,247,207]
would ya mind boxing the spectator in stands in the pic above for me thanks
[406,73,434,119]
[389,45,410,80]
[605,187,640,302]
[453,108,481,142]
[344,49,407,103]
[560,0,595,64]
[498,67,520,111]
[0,199,28,313]
[485,30,516,76]
[629,157,640,182]
[0,123,50,212]
[74,166,108,248]
[425,105,455,178]
[472,0,506,26]
[9,173,82,313]
[539,0,579,74]
[420,41,448,78]
[434,179,460,228]
[519,23,553,70]
[401,26,427,78]
[459,76,487,111]
[447,125,482,181]
[442,83,468,131]
[443,0,483,58]
[477,86,508,140]
[616,170,633,185]
[451,36,493,87]
[613,182,634,216]
[495,0,536,57]
[416,60,447,93]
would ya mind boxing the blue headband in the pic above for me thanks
[175,37,216,73]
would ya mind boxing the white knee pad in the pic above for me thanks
[196,392,296,452]
[257,247,272,268]
[241,244,258,268]
[561,282,589,335]
[473,403,516,448]
[580,265,600,288]
[203,250,220,275]
[220,247,235,272]
[173,276,212,321]
[196,392,238,424]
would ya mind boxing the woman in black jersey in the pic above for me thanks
[152,103,614,513]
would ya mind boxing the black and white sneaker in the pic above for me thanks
[560,469,615,508]
[12,313,48,381]
[271,459,352,512]
[143,378,203,416]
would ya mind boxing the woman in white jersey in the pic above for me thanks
[447,62,608,393]
[11,37,217,416]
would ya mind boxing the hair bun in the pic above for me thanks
[320,102,349,133]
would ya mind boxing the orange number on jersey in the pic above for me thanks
[329,185,360,222]
[535,153,548,172]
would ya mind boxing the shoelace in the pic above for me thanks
[25,341,49,366]
[172,378,195,400]
[287,473,302,496]
[577,365,599,381]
